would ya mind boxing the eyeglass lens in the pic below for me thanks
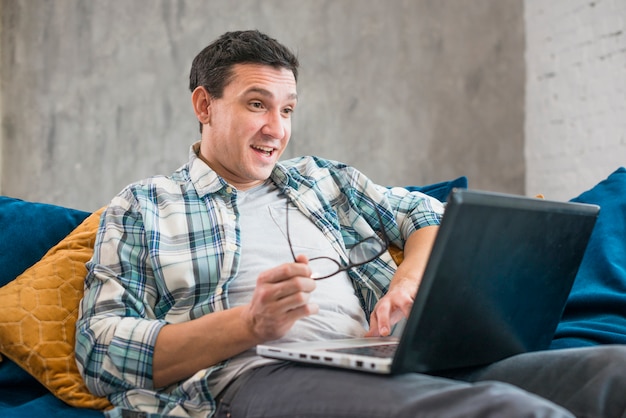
[285,199,388,280]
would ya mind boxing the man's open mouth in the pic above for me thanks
[251,145,275,157]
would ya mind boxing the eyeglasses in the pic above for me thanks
[285,200,389,280]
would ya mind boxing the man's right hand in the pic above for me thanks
[242,254,318,341]
[153,255,317,388]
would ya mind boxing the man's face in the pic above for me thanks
[199,63,297,190]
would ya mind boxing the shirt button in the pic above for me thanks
[215,287,223,296]
[227,243,238,252]
[225,186,233,194]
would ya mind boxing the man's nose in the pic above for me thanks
[261,110,287,139]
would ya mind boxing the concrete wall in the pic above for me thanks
[525,0,626,200]
[1,0,524,211]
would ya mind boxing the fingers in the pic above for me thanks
[258,277,317,314]
[257,257,311,284]
[294,253,309,265]
[365,312,381,337]
[245,260,317,341]
[368,300,391,337]
[365,289,414,337]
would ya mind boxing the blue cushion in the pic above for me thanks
[0,196,90,287]
[0,358,103,417]
[551,167,626,348]
[404,176,468,202]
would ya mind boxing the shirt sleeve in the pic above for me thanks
[75,188,166,396]
[382,185,445,245]
[318,160,445,313]
[331,159,444,247]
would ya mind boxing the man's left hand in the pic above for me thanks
[365,282,415,337]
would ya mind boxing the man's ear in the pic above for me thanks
[191,86,212,126]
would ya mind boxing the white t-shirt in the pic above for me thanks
[206,180,368,395]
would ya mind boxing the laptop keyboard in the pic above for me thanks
[327,343,398,358]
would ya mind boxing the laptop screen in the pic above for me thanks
[392,189,599,374]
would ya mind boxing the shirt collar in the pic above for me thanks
[187,141,230,198]
[187,140,297,198]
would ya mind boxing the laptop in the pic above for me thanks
[257,189,599,375]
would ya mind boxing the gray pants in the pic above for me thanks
[215,345,626,418]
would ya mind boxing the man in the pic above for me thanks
[76,30,626,418]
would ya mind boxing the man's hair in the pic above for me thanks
[189,30,299,133]
[189,30,299,98]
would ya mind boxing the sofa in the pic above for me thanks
[1,168,625,417]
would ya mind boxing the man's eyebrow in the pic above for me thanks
[245,87,298,101]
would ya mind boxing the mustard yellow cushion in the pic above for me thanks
[389,245,404,266]
[0,208,112,410]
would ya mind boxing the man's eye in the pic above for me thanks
[250,101,263,109]
[283,107,294,116]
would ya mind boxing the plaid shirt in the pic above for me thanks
[75,141,444,417]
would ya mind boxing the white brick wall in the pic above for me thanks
[525,0,626,200]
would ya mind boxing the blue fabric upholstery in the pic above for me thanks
[403,176,468,202]
[0,358,102,418]
[551,167,626,348]
[0,196,99,417]
[0,196,90,287]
